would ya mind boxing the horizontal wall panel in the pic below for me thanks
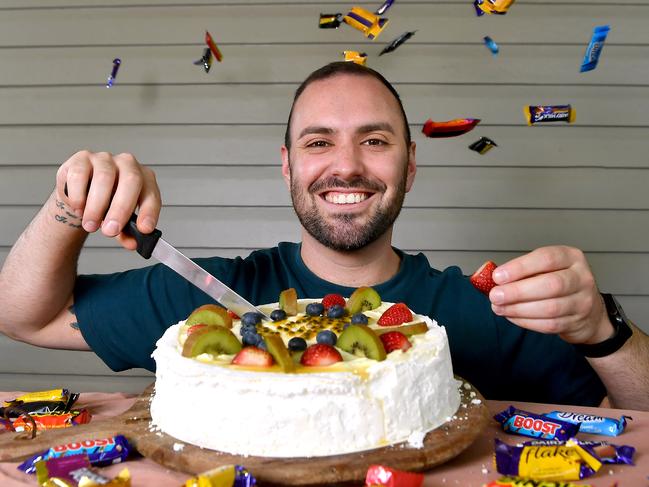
[1,85,648,126]
[2,166,648,210]
[2,247,647,296]
[0,373,152,394]
[1,44,646,86]
[1,125,647,168]
[1,4,646,46]
[2,207,649,252]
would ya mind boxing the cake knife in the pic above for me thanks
[122,214,272,321]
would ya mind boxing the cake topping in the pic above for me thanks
[377,303,413,327]
[264,334,295,372]
[185,304,233,329]
[346,286,382,314]
[300,344,343,367]
[231,347,274,368]
[279,288,298,316]
[337,325,387,361]
[379,331,412,354]
[322,293,346,310]
[182,325,242,358]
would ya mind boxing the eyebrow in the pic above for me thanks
[297,122,396,141]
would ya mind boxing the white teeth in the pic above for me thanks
[325,192,368,204]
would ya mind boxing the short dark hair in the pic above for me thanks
[284,61,411,150]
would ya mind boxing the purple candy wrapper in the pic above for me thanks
[18,435,130,474]
[495,438,601,481]
[545,410,629,436]
[35,454,90,485]
[525,439,636,465]
[494,406,580,441]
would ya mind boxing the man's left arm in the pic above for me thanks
[489,245,649,410]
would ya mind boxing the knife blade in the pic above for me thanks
[125,214,271,321]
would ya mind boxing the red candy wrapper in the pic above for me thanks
[2,408,91,432]
[422,118,480,138]
[365,464,423,487]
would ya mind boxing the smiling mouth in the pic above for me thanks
[323,192,370,205]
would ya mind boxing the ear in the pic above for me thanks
[281,145,291,189]
[404,141,417,193]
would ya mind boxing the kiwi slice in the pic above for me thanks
[346,287,381,315]
[182,325,242,358]
[185,304,233,329]
[374,322,428,337]
[264,334,296,373]
[279,288,298,316]
[337,325,386,361]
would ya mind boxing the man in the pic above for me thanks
[1,62,648,409]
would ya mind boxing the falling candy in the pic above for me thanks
[469,137,498,154]
[483,36,499,56]
[379,31,416,56]
[106,58,121,88]
[343,50,368,65]
[375,0,395,15]
[343,6,389,40]
[422,118,480,138]
[193,47,213,73]
[205,31,223,62]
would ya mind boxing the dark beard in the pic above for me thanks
[289,172,407,252]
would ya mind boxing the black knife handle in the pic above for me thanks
[63,183,162,259]
[126,214,162,259]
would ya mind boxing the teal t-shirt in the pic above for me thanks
[74,242,605,405]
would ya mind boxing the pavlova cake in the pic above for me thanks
[150,287,461,458]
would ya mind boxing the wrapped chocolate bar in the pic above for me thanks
[524,105,575,125]
[422,118,480,138]
[342,6,389,40]
[184,465,256,487]
[3,408,91,433]
[525,439,635,466]
[379,31,416,56]
[494,438,602,481]
[36,453,131,487]
[494,406,580,441]
[469,136,498,155]
[343,50,368,66]
[106,58,121,88]
[4,389,71,405]
[484,476,593,487]
[544,411,629,436]
[18,435,131,475]
[1,392,79,416]
[365,464,423,487]
[580,25,610,73]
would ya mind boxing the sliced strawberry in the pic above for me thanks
[377,303,413,327]
[300,344,343,367]
[321,293,346,310]
[379,331,412,353]
[470,260,498,295]
[186,324,209,335]
[227,310,240,320]
[231,346,274,367]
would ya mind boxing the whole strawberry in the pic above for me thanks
[380,331,412,353]
[470,260,498,295]
[321,293,346,310]
[377,303,413,326]
[300,344,343,366]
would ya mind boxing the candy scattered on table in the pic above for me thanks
[581,25,610,72]
[422,118,480,138]
[524,105,575,125]
[545,410,630,436]
[184,464,256,487]
[494,406,580,441]
[379,31,416,56]
[365,464,424,487]
[106,58,121,88]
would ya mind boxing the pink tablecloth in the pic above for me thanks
[1,391,647,486]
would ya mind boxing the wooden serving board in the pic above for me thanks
[0,380,489,486]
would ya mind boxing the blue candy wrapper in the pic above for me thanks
[494,406,580,441]
[545,411,629,436]
[580,25,610,72]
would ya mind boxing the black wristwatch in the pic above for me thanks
[574,293,633,358]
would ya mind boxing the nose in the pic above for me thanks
[328,140,365,180]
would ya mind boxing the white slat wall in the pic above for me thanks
[0,0,647,392]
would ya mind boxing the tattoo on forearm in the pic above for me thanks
[54,199,82,229]
[68,304,79,331]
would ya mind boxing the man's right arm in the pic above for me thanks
[0,150,161,350]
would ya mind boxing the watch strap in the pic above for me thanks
[574,293,632,358]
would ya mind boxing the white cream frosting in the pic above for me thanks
[151,300,461,458]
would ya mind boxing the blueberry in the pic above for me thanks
[316,330,337,346]
[306,302,325,316]
[270,309,287,321]
[351,313,369,325]
[327,304,345,319]
[239,322,257,337]
[242,331,260,347]
[256,338,268,351]
[241,312,262,327]
[288,337,307,352]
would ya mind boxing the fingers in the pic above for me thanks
[56,150,161,239]
[490,267,582,305]
[492,246,580,285]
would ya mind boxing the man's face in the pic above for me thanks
[281,73,416,251]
